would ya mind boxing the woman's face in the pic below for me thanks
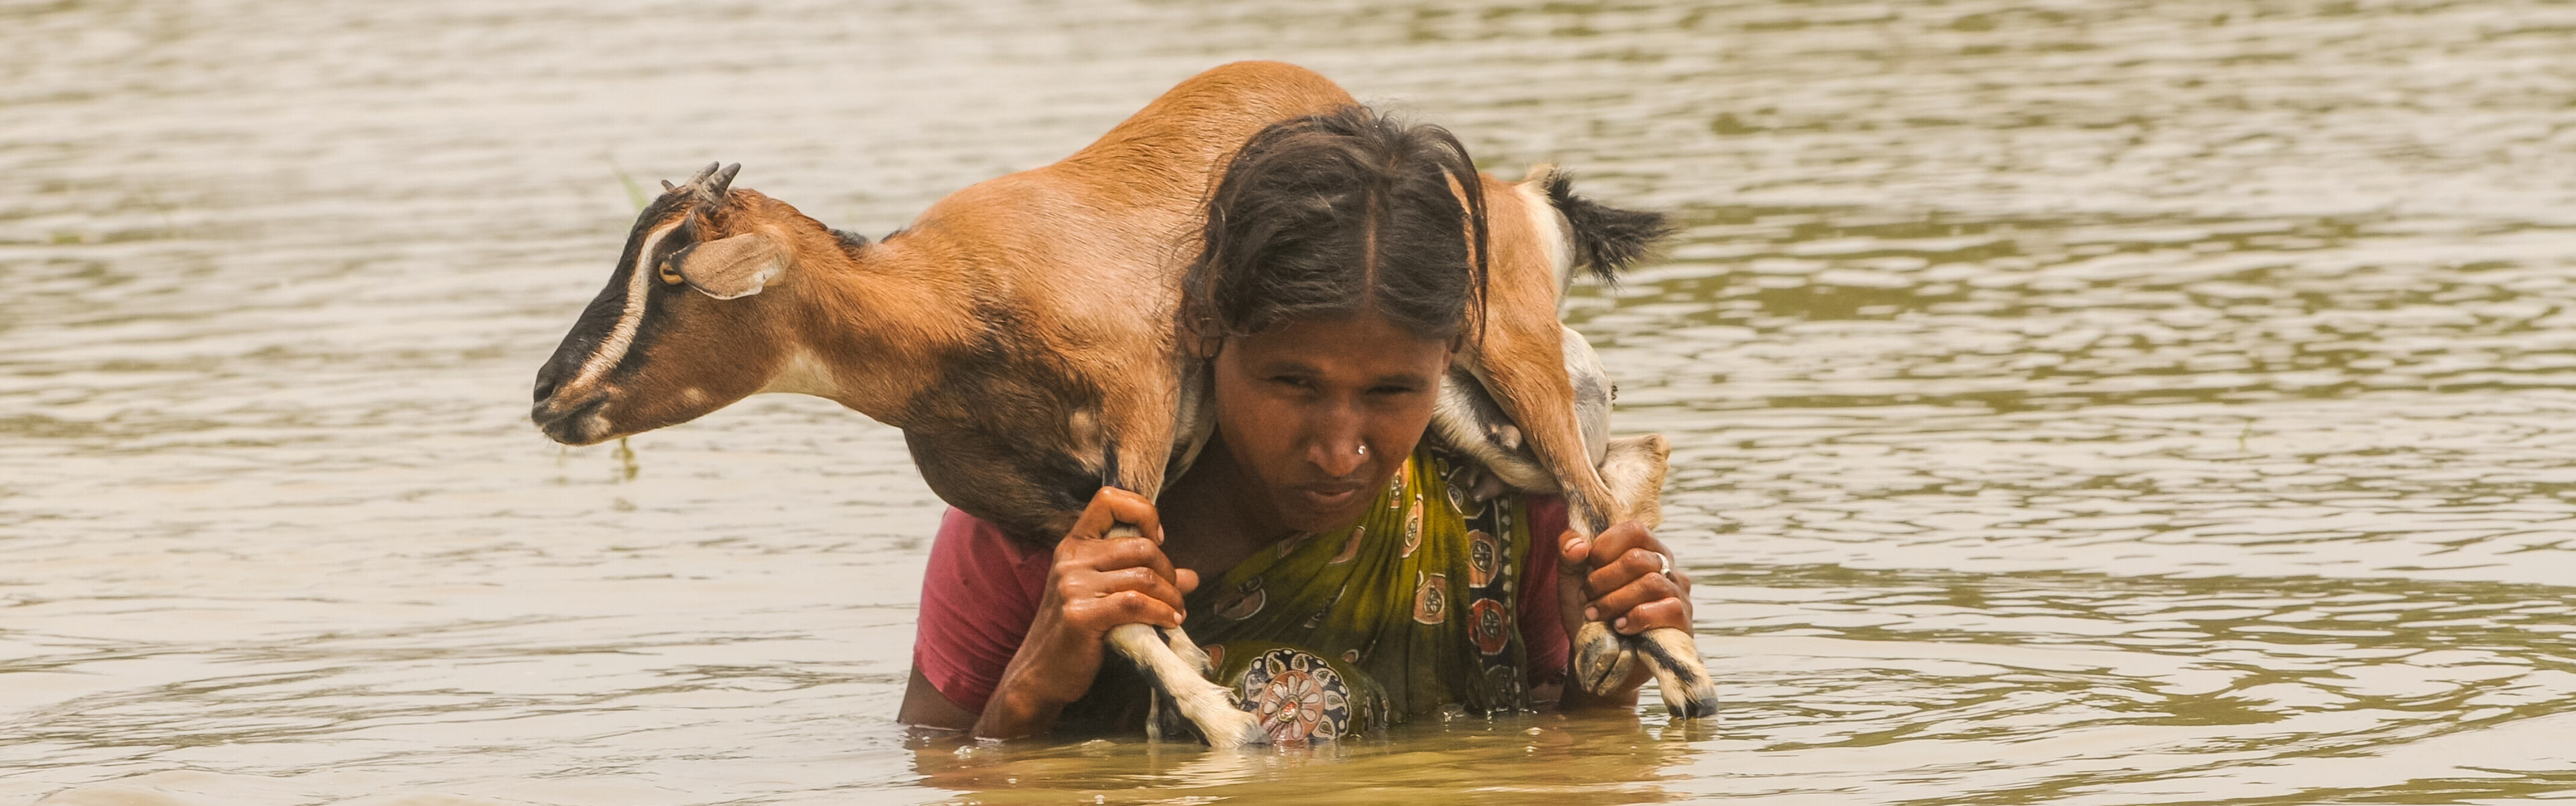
[1210,311,1450,535]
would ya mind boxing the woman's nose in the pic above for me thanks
[1306,405,1368,477]
[1309,434,1366,477]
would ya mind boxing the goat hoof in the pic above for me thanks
[1572,621,1639,697]
[1648,658,1720,720]
[1635,626,1719,720]
[1664,683,1720,720]
[1184,699,1267,749]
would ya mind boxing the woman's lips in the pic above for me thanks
[1296,483,1363,509]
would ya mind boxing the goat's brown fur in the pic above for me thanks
[532,61,1710,736]
[537,62,1642,543]
[537,62,1358,541]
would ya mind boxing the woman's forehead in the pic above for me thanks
[1234,313,1450,376]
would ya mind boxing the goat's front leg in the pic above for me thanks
[1101,525,1266,748]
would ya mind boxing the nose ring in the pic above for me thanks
[1356,444,1368,456]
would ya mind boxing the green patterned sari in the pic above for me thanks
[1063,443,1540,743]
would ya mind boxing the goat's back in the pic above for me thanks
[879,63,1355,538]
[909,60,1354,283]
[1053,61,1358,213]
[896,61,1354,386]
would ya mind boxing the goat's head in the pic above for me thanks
[531,162,826,446]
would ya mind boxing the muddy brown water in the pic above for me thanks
[7,1,2576,803]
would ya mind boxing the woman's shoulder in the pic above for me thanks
[914,508,1055,713]
[918,509,1055,641]
[924,509,1051,589]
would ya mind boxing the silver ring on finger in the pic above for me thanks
[1656,552,1676,583]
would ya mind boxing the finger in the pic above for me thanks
[1097,487,1165,544]
[1611,597,1692,635]
[1558,528,1591,567]
[1069,487,1164,544]
[1066,589,1185,630]
[1175,567,1200,595]
[1585,520,1656,562]
[1067,489,1121,542]
[1588,563,1690,599]
[1584,566,1686,622]
[1585,546,1670,599]
[1078,565,1189,613]
[1073,533,1181,586]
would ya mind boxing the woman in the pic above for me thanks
[898,105,1693,742]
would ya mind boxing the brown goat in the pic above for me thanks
[530,61,1713,744]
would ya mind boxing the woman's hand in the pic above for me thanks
[973,487,1200,740]
[1560,520,1693,635]
[1553,520,1693,707]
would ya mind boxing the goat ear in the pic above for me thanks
[672,232,788,300]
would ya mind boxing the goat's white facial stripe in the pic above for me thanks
[569,217,684,391]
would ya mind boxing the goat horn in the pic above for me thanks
[659,179,676,192]
[707,163,741,199]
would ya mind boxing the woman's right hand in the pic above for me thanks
[974,487,1199,738]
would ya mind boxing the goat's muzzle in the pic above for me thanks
[531,390,616,446]
[531,358,619,446]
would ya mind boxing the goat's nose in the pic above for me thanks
[533,364,563,404]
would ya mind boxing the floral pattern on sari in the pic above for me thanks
[1242,647,1353,743]
[1059,444,1538,742]
[1189,444,1537,741]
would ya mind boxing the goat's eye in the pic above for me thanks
[655,259,684,286]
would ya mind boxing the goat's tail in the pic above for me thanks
[1540,168,1675,286]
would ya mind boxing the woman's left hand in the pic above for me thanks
[1560,521,1693,635]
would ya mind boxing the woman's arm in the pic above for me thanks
[963,488,1199,740]
[900,665,980,731]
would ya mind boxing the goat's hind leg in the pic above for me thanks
[1474,168,1713,719]
[1571,434,1717,718]
[1634,625,1719,719]
[1573,618,1716,719]
[1468,303,1721,719]
[1440,336,1719,717]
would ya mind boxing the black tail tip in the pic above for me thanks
[1544,169,1676,285]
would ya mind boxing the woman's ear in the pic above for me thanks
[1185,323,1225,360]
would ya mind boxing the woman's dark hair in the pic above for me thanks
[1181,105,1489,344]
